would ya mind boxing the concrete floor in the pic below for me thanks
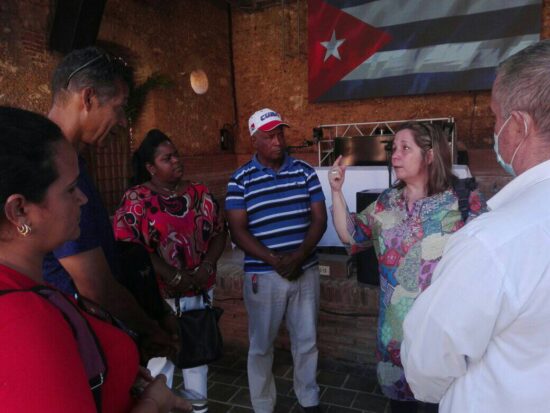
[173,345,390,413]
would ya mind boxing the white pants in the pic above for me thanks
[147,289,213,397]
[244,267,320,413]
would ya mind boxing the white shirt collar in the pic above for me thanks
[488,159,550,210]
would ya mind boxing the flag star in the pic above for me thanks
[320,30,345,62]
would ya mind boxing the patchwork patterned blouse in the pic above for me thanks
[346,186,486,401]
[113,182,223,298]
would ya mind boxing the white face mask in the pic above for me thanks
[493,115,528,177]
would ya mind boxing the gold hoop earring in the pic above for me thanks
[17,223,32,237]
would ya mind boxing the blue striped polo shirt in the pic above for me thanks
[225,154,325,274]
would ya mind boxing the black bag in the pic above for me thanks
[174,291,224,369]
[452,177,477,222]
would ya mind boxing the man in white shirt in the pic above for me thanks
[401,39,550,413]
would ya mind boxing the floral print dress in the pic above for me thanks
[113,182,224,298]
[346,186,486,400]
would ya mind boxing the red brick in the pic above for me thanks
[231,3,550,153]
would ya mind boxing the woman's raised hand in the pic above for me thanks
[328,155,347,192]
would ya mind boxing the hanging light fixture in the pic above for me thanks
[190,69,209,94]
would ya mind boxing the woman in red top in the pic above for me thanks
[0,107,191,413]
[114,129,227,407]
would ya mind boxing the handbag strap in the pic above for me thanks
[174,293,182,316]
[201,290,212,307]
[0,286,106,413]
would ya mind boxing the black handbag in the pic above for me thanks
[174,291,224,369]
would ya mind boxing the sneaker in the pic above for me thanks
[192,402,208,413]
[300,405,321,413]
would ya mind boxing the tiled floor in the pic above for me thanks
[173,345,391,413]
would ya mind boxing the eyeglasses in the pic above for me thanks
[64,53,128,89]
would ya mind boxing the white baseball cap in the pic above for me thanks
[248,108,289,136]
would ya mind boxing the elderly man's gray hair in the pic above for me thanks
[495,39,550,137]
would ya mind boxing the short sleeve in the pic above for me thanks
[225,174,246,210]
[330,199,375,255]
[195,183,226,235]
[347,201,375,254]
[113,187,156,253]
[304,167,326,203]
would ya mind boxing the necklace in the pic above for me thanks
[150,180,182,198]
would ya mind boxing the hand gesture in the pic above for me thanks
[328,155,346,192]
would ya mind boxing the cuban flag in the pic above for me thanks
[308,0,542,102]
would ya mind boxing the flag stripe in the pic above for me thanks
[340,0,541,29]
[343,35,540,81]
[371,6,541,53]
[309,0,542,102]
[318,67,497,101]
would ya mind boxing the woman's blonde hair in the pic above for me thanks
[394,122,456,195]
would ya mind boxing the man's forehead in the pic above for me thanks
[263,126,285,136]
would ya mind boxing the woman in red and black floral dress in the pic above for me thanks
[114,129,227,412]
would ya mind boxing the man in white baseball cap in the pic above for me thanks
[248,108,289,136]
[226,108,327,412]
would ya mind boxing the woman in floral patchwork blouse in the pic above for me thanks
[330,122,486,413]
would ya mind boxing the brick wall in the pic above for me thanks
[224,0,550,366]
[0,0,57,114]
[10,0,238,155]
[1,0,238,213]
[230,0,550,156]
[182,153,239,202]
[229,0,550,202]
